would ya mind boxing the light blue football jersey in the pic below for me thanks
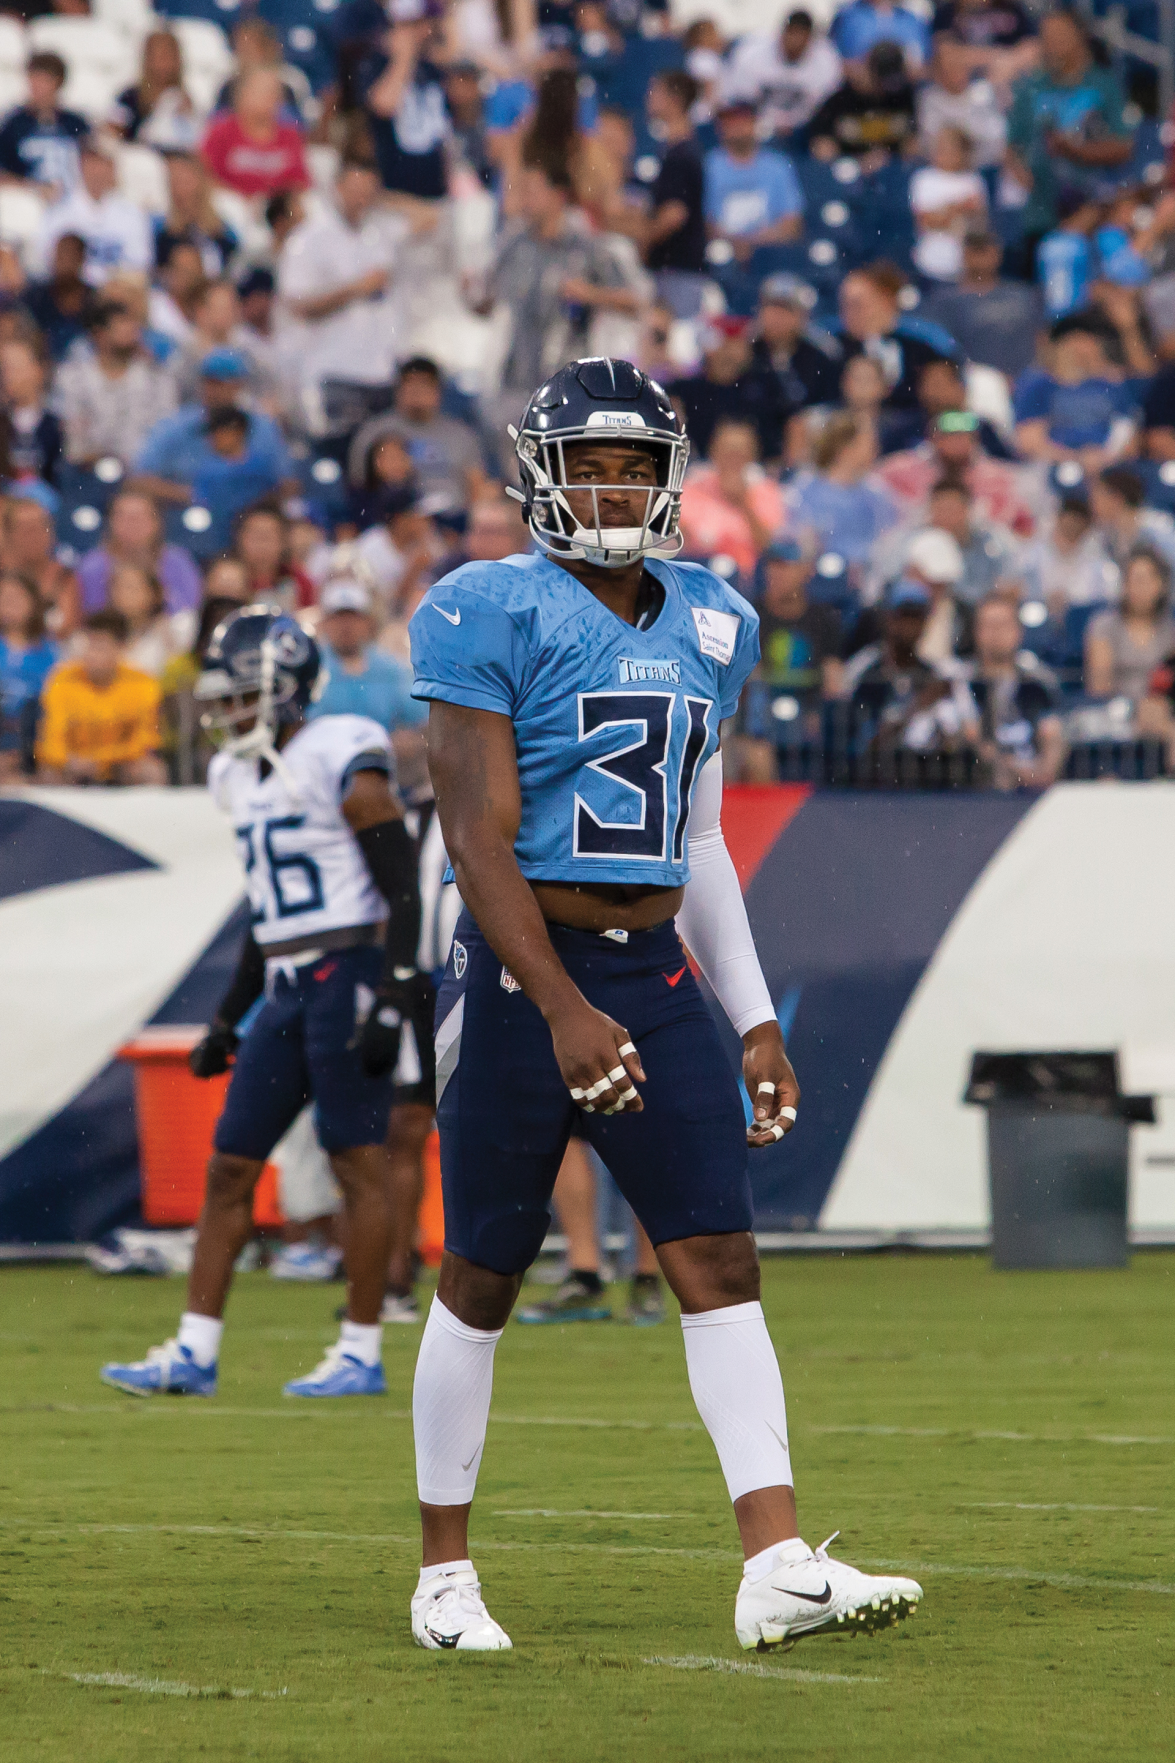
[409,552,759,887]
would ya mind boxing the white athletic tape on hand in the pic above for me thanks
[756,1082,776,1097]
[607,1064,626,1083]
[618,1042,637,1059]
[780,1106,797,1122]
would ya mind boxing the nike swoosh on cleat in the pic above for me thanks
[663,966,687,987]
[434,605,461,625]
[427,1628,460,1649]
[771,1582,833,1605]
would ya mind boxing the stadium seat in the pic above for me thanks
[0,184,47,263]
[27,18,137,122]
[91,0,155,47]
[166,16,234,114]
[116,142,170,217]
[0,15,26,79]
[154,0,244,29]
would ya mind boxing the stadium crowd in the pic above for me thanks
[4,0,1175,789]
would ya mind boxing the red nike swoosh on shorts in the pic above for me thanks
[663,966,687,988]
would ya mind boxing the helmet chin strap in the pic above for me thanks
[221,635,304,802]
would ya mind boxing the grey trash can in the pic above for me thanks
[964,1053,1154,1270]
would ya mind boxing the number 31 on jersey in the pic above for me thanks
[573,691,712,863]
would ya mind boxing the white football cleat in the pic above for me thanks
[735,1533,922,1650]
[411,1564,513,1652]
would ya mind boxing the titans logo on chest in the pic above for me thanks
[617,657,682,684]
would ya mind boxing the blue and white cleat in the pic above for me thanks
[100,1339,217,1397]
[269,1241,343,1282]
[283,1343,386,1397]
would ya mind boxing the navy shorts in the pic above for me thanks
[434,911,751,1275]
[215,945,396,1159]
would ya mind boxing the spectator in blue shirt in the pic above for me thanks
[0,53,88,195]
[133,349,296,538]
[1013,313,1136,472]
[787,410,898,584]
[830,0,930,71]
[704,100,804,263]
[0,569,58,783]
[309,577,426,731]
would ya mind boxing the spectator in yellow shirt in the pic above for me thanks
[38,609,166,784]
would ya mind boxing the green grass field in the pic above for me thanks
[2,1252,1172,1762]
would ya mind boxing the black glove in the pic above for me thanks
[189,1021,239,1079]
[358,969,435,1079]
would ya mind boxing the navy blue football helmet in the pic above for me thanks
[511,358,689,568]
[195,604,325,759]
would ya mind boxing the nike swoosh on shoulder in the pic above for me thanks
[771,1581,832,1605]
[433,604,461,625]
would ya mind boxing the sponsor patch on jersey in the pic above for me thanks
[690,605,741,667]
[500,966,521,993]
[585,410,648,429]
[618,657,681,685]
[452,940,467,979]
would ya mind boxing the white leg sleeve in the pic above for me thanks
[413,1296,503,1506]
[681,1300,793,1503]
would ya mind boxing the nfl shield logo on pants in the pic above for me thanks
[500,967,520,993]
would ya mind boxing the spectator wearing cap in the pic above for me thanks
[786,411,898,581]
[739,536,845,780]
[838,263,960,410]
[876,407,1038,535]
[133,348,296,517]
[967,596,1065,789]
[308,577,426,731]
[679,419,787,579]
[829,0,930,72]
[843,577,980,753]
[704,100,805,266]
[57,299,178,470]
[347,357,490,522]
[718,12,843,144]
[201,69,310,201]
[0,52,87,196]
[172,278,278,411]
[76,488,202,617]
[277,157,402,432]
[36,608,165,785]
[918,232,1044,381]
[808,41,919,165]
[668,317,794,461]
[1013,314,1136,472]
[752,273,845,410]
[1087,466,1175,576]
[237,268,277,365]
[642,71,709,320]
[852,524,973,663]
[38,139,153,287]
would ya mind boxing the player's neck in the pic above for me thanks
[558,557,652,627]
[275,717,302,752]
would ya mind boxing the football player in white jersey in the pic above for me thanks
[101,604,434,1398]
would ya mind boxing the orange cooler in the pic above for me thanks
[118,1027,283,1228]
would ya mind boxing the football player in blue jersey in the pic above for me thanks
[405,359,923,1652]
[100,602,435,1399]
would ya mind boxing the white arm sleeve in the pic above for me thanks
[674,752,777,1038]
